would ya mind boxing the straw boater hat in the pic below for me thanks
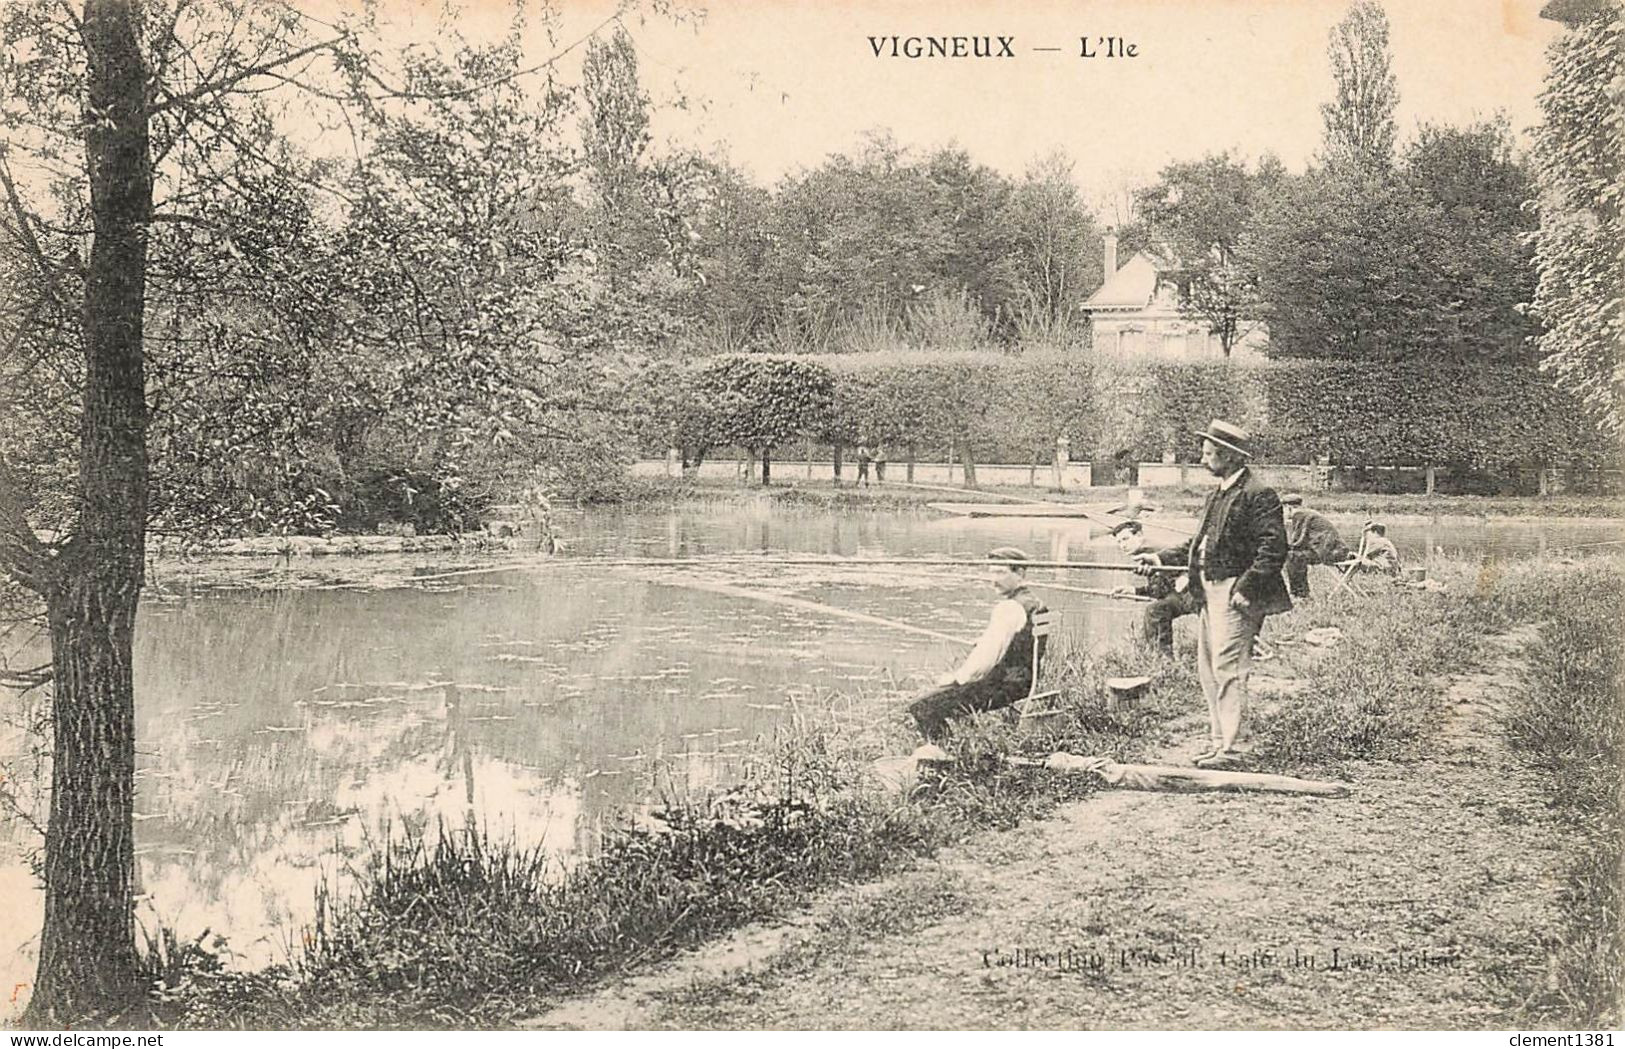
[987,546,1031,564]
[1193,419,1254,459]
[1280,493,1305,506]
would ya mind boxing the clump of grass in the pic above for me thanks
[1497,569,1624,1026]
[1250,573,1486,766]
[149,759,916,1028]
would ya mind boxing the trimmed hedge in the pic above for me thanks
[631,352,1616,476]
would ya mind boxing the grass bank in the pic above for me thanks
[133,550,1622,1030]
[1495,567,1623,1024]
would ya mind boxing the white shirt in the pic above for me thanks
[951,597,1028,684]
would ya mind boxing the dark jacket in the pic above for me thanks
[1156,468,1292,616]
[1287,508,1350,564]
[1134,567,1179,601]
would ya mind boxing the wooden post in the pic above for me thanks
[906,443,916,483]
[832,444,844,485]
[946,443,955,483]
[805,439,813,480]
[1424,464,1435,496]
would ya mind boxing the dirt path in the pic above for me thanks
[525,627,1572,1029]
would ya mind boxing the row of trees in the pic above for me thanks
[1120,3,1538,364]
[633,352,1616,485]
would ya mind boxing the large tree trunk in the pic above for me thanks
[28,0,152,1024]
[35,575,143,1022]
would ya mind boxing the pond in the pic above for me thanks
[1,501,1619,997]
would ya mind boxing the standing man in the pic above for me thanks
[1281,493,1351,599]
[1135,420,1291,768]
[1109,520,1198,657]
[908,547,1048,741]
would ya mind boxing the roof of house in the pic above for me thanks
[1082,251,1168,312]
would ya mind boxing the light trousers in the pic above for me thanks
[1196,575,1265,753]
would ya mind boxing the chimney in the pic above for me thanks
[1103,229,1118,278]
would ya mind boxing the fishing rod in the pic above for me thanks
[399,558,1176,584]
[1035,580,1155,602]
[549,556,1179,571]
[844,568,1155,604]
[404,556,1182,583]
[645,574,977,646]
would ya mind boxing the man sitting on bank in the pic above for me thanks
[908,547,1049,741]
[1281,493,1351,599]
[1110,520,1199,657]
[1354,520,1401,575]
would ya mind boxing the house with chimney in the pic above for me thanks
[1081,232,1267,361]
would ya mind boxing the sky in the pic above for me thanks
[377,0,1566,211]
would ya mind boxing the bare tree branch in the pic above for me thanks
[148,35,347,116]
[0,156,72,310]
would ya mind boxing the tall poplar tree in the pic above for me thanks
[1320,0,1399,171]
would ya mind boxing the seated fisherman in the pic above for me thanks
[1355,521,1401,575]
[1109,520,1199,657]
[1281,493,1351,598]
[908,547,1049,741]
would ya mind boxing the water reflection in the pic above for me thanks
[0,503,1618,998]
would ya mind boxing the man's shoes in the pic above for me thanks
[1191,747,1222,764]
[1194,750,1243,769]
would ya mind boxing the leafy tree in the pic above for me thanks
[767,134,950,347]
[576,26,688,352]
[1530,0,1624,438]
[919,146,1022,336]
[1006,151,1101,346]
[1135,153,1278,356]
[1247,167,1439,359]
[1402,120,1539,362]
[0,0,337,1017]
[1252,121,1540,365]
[0,0,644,1020]
[676,156,776,353]
[1320,0,1399,171]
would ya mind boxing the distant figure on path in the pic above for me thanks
[908,547,1048,741]
[856,443,873,487]
[1281,493,1351,598]
[873,444,887,483]
[1134,420,1291,769]
[1110,520,1198,657]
